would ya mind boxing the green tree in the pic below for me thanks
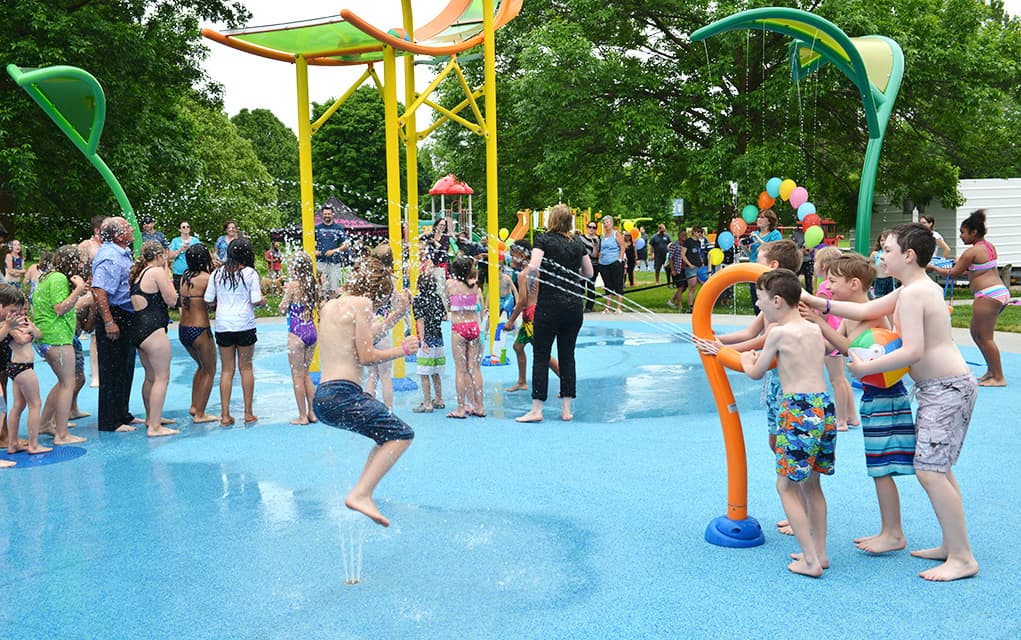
[232,108,300,222]
[427,0,1021,235]
[0,0,250,247]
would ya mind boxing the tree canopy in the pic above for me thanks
[426,0,1021,234]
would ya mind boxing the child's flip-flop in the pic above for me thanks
[446,411,467,419]
[412,404,433,413]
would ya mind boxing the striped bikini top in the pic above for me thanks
[968,240,997,271]
[449,293,478,312]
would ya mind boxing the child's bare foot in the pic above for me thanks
[910,545,947,561]
[192,413,219,424]
[515,410,543,423]
[854,533,906,554]
[114,424,137,433]
[159,417,177,425]
[189,407,197,416]
[147,426,179,438]
[290,416,310,425]
[345,494,390,527]
[836,423,848,432]
[54,433,87,445]
[308,413,318,423]
[27,444,53,454]
[787,554,824,577]
[775,519,794,536]
[244,414,258,424]
[506,382,529,392]
[561,412,573,422]
[66,422,77,429]
[39,421,55,436]
[7,444,25,455]
[69,411,91,419]
[919,557,979,581]
[220,416,235,427]
[789,551,829,570]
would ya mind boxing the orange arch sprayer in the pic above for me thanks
[691,262,769,548]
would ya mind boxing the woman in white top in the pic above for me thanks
[204,237,265,426]
[919,215,952,259]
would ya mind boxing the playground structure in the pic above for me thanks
[6,64,143,252]
[203,0,523,366]
[428,173,474,234]
[691,7,904,547]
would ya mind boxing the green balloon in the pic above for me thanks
[805,225,825,248]
[741,204,759,223]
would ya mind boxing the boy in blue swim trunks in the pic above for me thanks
[313,256,418,527]
[740,269,835,577]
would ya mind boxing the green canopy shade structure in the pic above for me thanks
[6,63,142,250]
[691,7,904,254]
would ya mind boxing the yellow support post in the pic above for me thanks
[295,55,322,373]
[382,43,407,376]
[402,1,420,296]
[483,0,499,356]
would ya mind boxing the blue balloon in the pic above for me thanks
[766,177,782,199]
[717,231,735,252]
[797,201,816,221]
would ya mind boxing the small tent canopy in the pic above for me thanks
[271,195,387,242]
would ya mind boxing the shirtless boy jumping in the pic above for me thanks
[312,257,419,527]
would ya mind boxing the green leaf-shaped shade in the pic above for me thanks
[6,64,105,156]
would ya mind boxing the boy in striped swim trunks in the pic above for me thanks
[740,269,835,578]
[802,223,978,582]
[804,253,915,555]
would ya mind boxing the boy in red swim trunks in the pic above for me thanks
[741,269,835,578]
[313,257,418,527]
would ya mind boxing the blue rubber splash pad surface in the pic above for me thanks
[0,445,86,468]
[1,320,1019,639]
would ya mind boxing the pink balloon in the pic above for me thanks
[789,186,808,209]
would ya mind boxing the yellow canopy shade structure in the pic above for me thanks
[203,0,520,377]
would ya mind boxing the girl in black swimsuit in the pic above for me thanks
[128,241,180,438]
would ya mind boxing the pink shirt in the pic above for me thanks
[817,281,842,330]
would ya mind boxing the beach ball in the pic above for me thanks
[741,204,759,223]
[801,213,822,232]
[797,202,816,221]
[708,248,725,266]
[716,231,735,252]
[848,328,909,389]
[730,218,748,236]
[498,227,509,241]
[779,179,797,201]
[766,177,782,198]
[789,186,808,209]
[758,191,775,210]
[804,225,824,249]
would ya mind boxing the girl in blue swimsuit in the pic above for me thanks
[279,251,321,424]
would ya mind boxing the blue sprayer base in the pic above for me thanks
[704,515,765,548]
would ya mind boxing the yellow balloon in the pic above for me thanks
[708,248,725,266]
[779,179,797,201]
[623,220,634,232]
[498,227,509,241]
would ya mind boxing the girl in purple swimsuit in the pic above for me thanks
[279,251,321,424]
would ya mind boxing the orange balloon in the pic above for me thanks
[758,191,775,210]
[729,218,748,236]
[629,227,640,240]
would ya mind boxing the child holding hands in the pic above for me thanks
[801,223,978,582]
[6,307,55,454]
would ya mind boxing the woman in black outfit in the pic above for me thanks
[515,205,594,423]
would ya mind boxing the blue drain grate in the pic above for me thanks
[0,445,87,468]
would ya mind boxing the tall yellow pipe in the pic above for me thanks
[402,0,420,295]
[382,44,407,374]
[483,0,499,353]
[296,55,316,258]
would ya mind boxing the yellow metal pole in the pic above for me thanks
[295,54,323,373]
[382,44,408,377]
[402,0,420,295]
[482,0,499,355]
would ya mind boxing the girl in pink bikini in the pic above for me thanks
[931,209,1007,386]
[446,256,485,418]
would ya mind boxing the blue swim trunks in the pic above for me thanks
[775,392,837,482]
[313,379,414,446]
[763,369,783,436]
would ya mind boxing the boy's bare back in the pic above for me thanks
[318,295,372,385]
[770,319,828,395]
[891,278,969,382]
